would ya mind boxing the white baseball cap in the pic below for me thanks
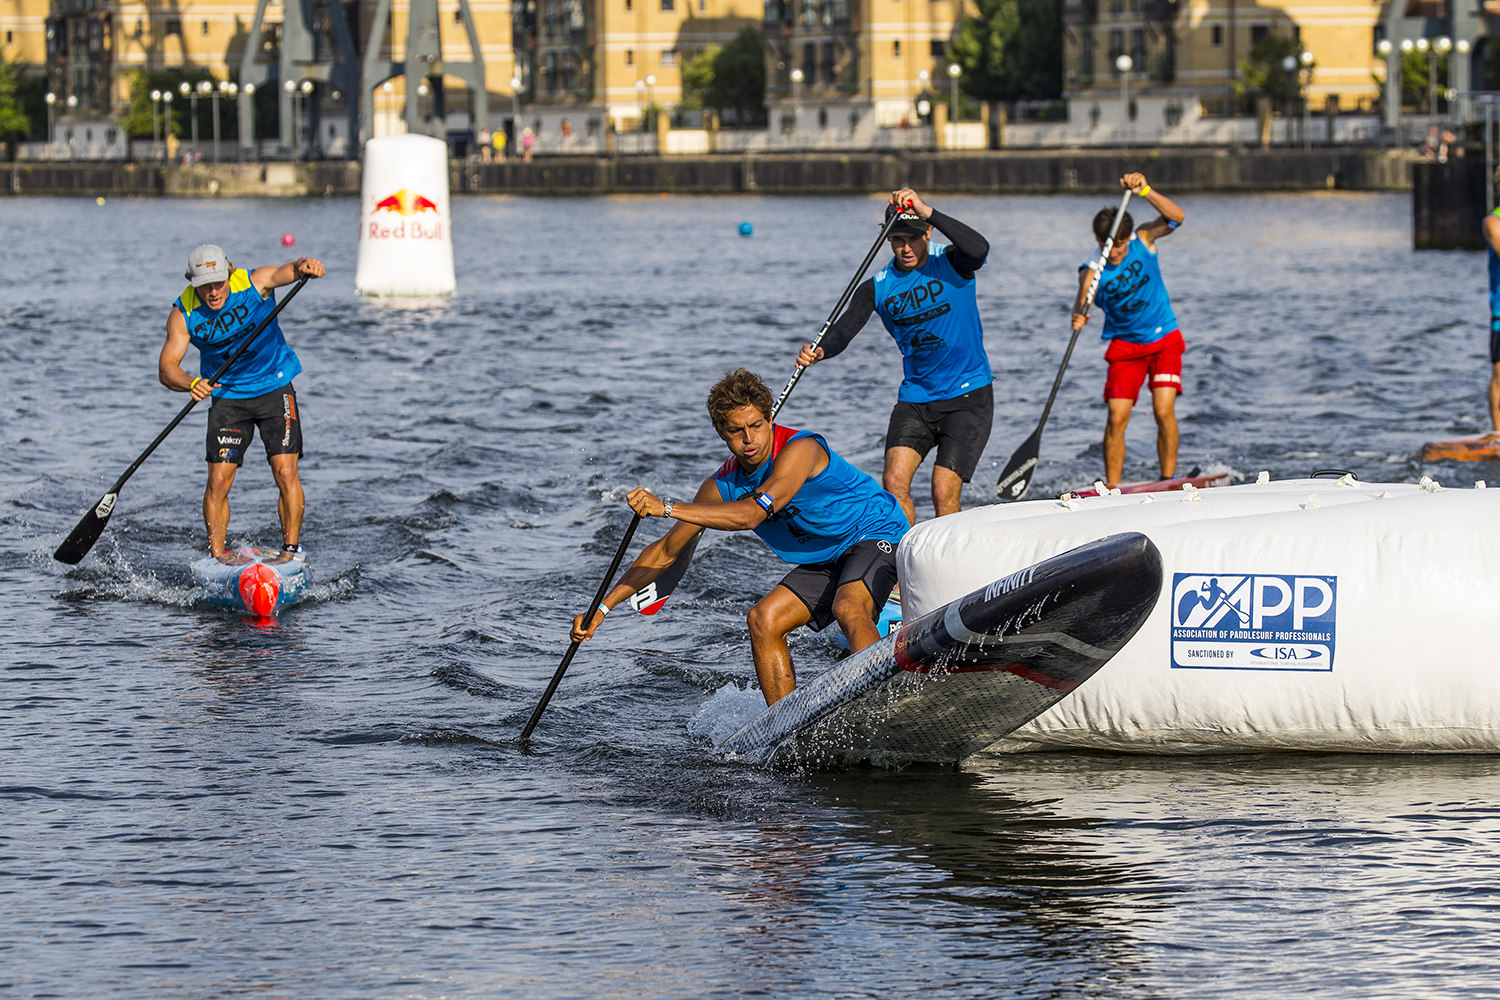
[186,244,231,287]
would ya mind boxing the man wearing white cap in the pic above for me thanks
[157,245,324,562]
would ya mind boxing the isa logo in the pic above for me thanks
[1170,573,1337,671]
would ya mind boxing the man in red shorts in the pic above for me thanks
[1071,172,1187,486]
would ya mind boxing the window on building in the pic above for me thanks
[803,41,816,80]
[930,39,944,57]
[661,49,676,65]
[661,0,673,9]
[892,39,900,57]
[201,20,209,34]
[1081,32,1094,77]
[454,9,463,20]
[1211,24,1222,47]
[165,17,181,35]
[625,0,632,9]
[4,30,10,43]
[1251,24,1268,44]
[625,49,633,64]
[1108,28,1122,62]
[699,0,705,9]
[1130,27,1145,68]
[821,41,835,81]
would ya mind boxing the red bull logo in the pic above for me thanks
[372,189,440,217]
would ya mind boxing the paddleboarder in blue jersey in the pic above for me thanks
[1483,196,1500,437]
[570,369,910,706]
[1072,173,1187,487]
[795,188,993,524]
[157,245,325,562]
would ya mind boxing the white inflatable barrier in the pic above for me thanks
[355,134,455,297]
[899,477,1500,753]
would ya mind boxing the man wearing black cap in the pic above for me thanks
[157,245,324,561]
[796,188,992,524]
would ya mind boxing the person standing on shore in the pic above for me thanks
[1482,189,1500,438]
[157,245,325,562]
[1071,172,1187,487]
[795,189,993,524]
[569,369,909,706]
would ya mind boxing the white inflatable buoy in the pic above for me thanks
[355,134,455,296]
[898,478,1500,753]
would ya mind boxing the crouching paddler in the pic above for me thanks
[157,245,325,563]
[570,369,910,706]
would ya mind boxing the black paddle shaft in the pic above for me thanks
[994,189,1133,501]
[53,277,310,565]
[520,512,641,741]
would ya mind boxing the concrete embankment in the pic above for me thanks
[3,148,1415,197]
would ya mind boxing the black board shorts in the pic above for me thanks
[206,383,303,466]
[777,537,900,632]
[884,383,994,483]
[1490,315,1500,365]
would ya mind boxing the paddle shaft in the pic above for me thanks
[52,277,309,564]
[521,512,641,741]
[770,206,907,421]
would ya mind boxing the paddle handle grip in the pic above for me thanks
[522,511,642,741]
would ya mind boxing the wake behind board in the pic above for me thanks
[1421,436,1500,463]
[190,546,311,616]
[719,532,1162,768]
[1074,468,1230,498]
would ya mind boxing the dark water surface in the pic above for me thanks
[4,192,1500,998]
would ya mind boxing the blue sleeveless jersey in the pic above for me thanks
[174,269,301,399]
[871,243,992,403]
[1488,208,1500,315]
[714,426,909,565]
[1087,236,1179,345]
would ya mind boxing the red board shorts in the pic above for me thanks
[1103,329,1184,403]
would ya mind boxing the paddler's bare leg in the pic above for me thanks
[931,466,964,518]
[831,580,880,653]
[747,585,813,706]
[1103,398,1133,486]
[269,453,305,554]
[204,462,238,559]
[882,446,923,526]
[1488,362,1500,436]
[1151,386,1179,479]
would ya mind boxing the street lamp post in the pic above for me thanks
[1434,36,1452,120]
[161,91,173,159]
[645,73,656,129]
[44,91,55,154]
[947,62,961,125]
[240,83,254,161]
[789,67,803,135]
[510,75,522,151]
[1455,38,1471,121]
[199,79,215,162]
[149,89,160,155]
[284,79,298,157]
[179,81,197,154]
[634,79,646,131]
[1115,53,1133,150]
[1377,39,1396,134]
[1281,54,1297,146]
[1299,49,1313,148]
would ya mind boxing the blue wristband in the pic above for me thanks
[751,491,774,513]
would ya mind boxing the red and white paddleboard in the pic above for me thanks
[1073,469,1231,498]
[1421,437,1500,463]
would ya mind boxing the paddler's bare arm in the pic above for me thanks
[1484,214,1500,256]
[1070,266,1098,332]
[569,477,717,642]
[250,257,325,296]
[159,306,218,401]
[626,437,829,531]
[1122,173,1185,250]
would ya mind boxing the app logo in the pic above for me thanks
[1170,573,1337,671]
[373,189,440,216]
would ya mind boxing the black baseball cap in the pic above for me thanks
[885,203,931,236]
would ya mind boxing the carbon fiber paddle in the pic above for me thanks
[53,277,309,565]
[994,188,1133,502]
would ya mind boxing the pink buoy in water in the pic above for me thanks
[281,232,296,247]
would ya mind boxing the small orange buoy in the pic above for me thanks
[238,563,281,617]
[281,232,296,247]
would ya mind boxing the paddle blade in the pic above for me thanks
[994,430,1042,502]
[629,534,701,615]
[53,491,119,564]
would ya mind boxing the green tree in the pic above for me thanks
[0,57,33,157]
[1396,49,1446,113]
[705,28,766,125]
[951,0,1062,103]
[1235,33,1302,104]
[680,44,720,110]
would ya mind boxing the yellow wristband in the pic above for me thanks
[1138,184,1153,196]
[189,377,202,390]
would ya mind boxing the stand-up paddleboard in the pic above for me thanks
[719,532,1162,767]
[1421,436,1500,462]
[190,546,311,616]
[1074,468,1230,498]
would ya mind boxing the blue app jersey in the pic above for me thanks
[1488,207,1500,315]
[871,243,992,403]
[174,269,301,398]
[1086,236,1179,345]
[714,427,910,566]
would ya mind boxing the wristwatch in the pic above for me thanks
[661,496,676,518]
